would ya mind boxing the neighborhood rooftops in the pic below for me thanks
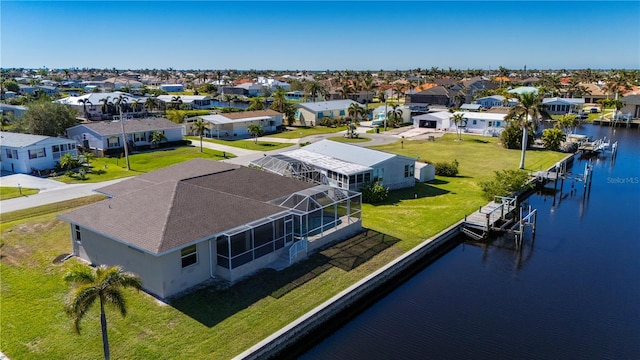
[195,109,280,125]
[301,139,414,167]
[59,159,317,254]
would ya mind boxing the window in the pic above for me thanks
[317,112,324,119]
[28,148,46,159]
[181,244,198,268]
[404,164,414,178]
[75,225,81,242]
[5,149,18,159]
[134,132,146,142]
[472,120,477,125]
[339,109,345,116]
[488,121,493,127]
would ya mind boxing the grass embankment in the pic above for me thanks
[0,187,39,200]
[184,136,294,151]
[54,147,227,184]
[0,134,566,359]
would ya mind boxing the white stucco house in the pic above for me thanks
[58,159,362,299]
[412,111,453,130]
[186,109,283,139]
[543,97,585,115]
[156,95,212,110]
[54,91,142,120]
[0,131,78,174]
[251,140,417,191]
[66,117,183,155]
[451,111,507,136]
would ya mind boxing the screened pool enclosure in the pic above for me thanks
[215,185,361,270]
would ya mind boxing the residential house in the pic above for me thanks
[294,100,362,126]
[452,111,507,136]
[159,84,184,92]
[372,105,412,124]
[460,104,483,112]
[620,94,640,119]
[0,131,78,174]
[251,139,416,191]
[257,77,291,91]
[412,111,453,130]
[543,97,584,115]
[103,77,143,90]
[406,86,460,107]
[235,82,265,97]
[0,104,27,119]
[66,117,182,156]
[475,95,507,109]
[156,95,212,110]
[508,86,539,96]
[54,91,142,120]
[186,109,282,139]
[581,83,607,104]
[58,159,362,299]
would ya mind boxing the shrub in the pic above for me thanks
[360,182,389,204]
[501,122,534,149]
[479,169,532,200]
[541,128,566,151]
[435,159,459,177]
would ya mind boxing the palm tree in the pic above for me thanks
[386,104,403,128]
[247,123,264,143]
[604,70,633,121]
[338,82,353,100]
[150,130,168,148]
[361,75,375,106]
[170,96,182,110]
[392,83,405,103]
[270,87,287,113]
[100,96,112,116]
[114,95,130,170]
[248,97,265,111]
[65,264,142,360]
[130,99,141,114]
[78,98,92,119]
[305,80,326,102]
[451,112,466,141]
[192,118,209,152]
[506,91,542,169]
[144,96,158,116]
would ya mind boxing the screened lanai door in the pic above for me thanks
[284,218,294,246]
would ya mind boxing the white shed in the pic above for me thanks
[414,162,435,182]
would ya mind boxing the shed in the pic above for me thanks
[414,162,435,182]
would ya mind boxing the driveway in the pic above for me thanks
[0,173,67,191]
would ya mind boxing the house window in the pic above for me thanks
[488,121,493,127]
[134,132,146,142]
[181,244,198,268]
[339,109,345,116]
[108,136,120,148]
[5,149,18,159]
[472,120,477,125]
[404,164,414,178]
[28,148,46,159]
[75,225,82,242]
[496,121,501,127]
[317,112,324,119]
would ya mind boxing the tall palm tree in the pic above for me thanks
[79,98,92,119]
[100,96,112,116]
[65,264,142,360]
[451,112,466,141]
[170,96,182,110]
[114,95,131,170]
[361,74,375,106]
[506,91,542,169]
[270,87,287,113]
[192,118,209,152]
[338,82,354,101]
[144,96,158,116]
[386,104,403,128]
[392,83,405,103]
[604,70,633,121]
[248,97,265,111]
[305,80,326,102]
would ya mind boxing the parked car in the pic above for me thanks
[577,112,589,119]
[590,107,600,113]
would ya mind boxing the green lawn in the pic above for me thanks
[0,186,39,200]
[0,133,568,359]
[266,126,347,139]
[326,136,371,143]
[185,136,294,151]
[54,147,227,184]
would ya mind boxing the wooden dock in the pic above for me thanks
[462,196,517,240]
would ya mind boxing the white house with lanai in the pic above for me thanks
[156,95,212,110]
[251,140,417,191]
[0,131,78,174]
[542,97,584,115]
[452,111,507,136]
[412,111,453,130]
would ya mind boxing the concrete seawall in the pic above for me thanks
[235,220,464,360]
[236,153,578,359]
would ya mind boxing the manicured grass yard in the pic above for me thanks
[185,136,294,151]
[326,136,371,143]
[0,133,567,359]
[266,126,347,139]
[0,186,39,200]
[54,146,227,184]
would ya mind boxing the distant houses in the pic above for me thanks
[0,131,78,174]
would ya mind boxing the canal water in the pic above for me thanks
[301,124,640,359]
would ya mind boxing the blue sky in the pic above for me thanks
[2,1,639,70]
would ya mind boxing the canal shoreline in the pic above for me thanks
[236,153,577,360]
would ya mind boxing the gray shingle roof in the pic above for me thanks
[299,139,414,167]
[0,131,74,148]
[68,118,181,136]
[296,100,360,113]
[59,159,315,254]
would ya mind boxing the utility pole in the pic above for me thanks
[119,105,131,170]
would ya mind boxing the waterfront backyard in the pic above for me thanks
[0,134,567,359]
